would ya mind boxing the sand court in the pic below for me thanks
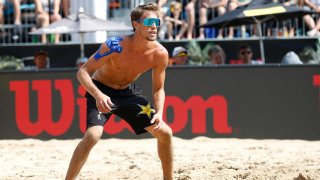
[0,137,320,179]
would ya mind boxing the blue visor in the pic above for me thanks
[137,18,160,27]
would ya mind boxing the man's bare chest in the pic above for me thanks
[107,52,153,73]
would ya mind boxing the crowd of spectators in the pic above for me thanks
[33,0,62,43]
[1,0,320,43]
[160,0,311,66]
[0,0,316,67]
[169,43,267,66]
[0,0,70,43]
[157,0,320,39]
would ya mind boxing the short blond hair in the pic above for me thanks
[131,2,160,31]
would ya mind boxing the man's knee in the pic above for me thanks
[157,124,173,142]
[83,126,103,147]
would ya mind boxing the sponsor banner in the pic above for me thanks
[0,65,319,139]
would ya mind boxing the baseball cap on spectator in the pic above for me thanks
[281,51,303,64]
[172,46,187,57]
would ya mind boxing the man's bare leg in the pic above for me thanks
[65,126,104,180]
[146,123,173,180]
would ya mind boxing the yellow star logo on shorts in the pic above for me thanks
[138,103,155,119]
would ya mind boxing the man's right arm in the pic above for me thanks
[77,41,117,113]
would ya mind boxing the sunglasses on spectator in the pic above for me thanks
[241,51,252,55]
[136,18,161,27]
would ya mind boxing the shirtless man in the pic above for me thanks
[65,2,173,180]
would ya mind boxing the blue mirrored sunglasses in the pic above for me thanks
[136,18,160,27]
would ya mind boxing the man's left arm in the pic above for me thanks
[151,49,169,130]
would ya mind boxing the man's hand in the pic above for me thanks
[95,94,114,113]
[150,113,164,131]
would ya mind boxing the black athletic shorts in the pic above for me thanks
[86,79,155,135]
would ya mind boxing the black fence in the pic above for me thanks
[0,38,318,68]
